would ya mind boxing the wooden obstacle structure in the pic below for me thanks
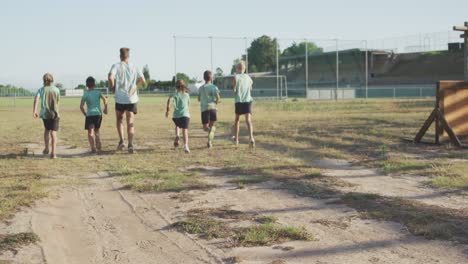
[414,81,468,147]
[414,22,468,147]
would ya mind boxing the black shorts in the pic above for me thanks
[201,110,217,125]
[173,117,190,129]
[235,102,252,115]
[85,115,103,130]
[115,103,138,114]
[42,118,60,131]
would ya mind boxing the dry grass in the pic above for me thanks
[172,207,313,247]
[341,192,468,243]
[2,96,468,249]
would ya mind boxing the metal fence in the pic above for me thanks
[173,30,463,100]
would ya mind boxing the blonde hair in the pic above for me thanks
[236,61,246,73]
[43,73,54,86]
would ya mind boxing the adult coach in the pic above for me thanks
[108,48,146,154]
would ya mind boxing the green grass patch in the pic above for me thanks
[0,232,39,252]
[235,223,313,247]
[431,175,468,190]
[172,217,231,240]
[381,158,427,174]
[121,170,213,192]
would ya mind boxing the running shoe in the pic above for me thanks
[184,145,191,154]
[128,145,135,154]
[174,136,180,148]
[249,139,256,149]
[117,140,125,151]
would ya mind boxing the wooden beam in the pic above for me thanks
[414,108,437,143]
[454,26,468,31]
[436,108,463,147]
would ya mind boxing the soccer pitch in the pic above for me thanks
[1,97,468,263]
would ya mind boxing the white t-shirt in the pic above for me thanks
[109,62,145,104]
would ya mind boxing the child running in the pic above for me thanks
[233,61,255,148]
[198,70,220,148]
[166,80,191,154]
[33,73,61,159]
[80,77,108,154]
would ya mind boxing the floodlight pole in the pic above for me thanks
[305,39,309,94]
[335,39,339,101]
[276,40,280,100]
[174,36,177,82]
[210,36,214,74]
[453,22,468,80]
[365,40,369,99]
[245,37,249,74]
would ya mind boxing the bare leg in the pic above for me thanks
[183,128,189,146]
[95,128,102,151]
[88,127,96,152]
[175,126,180,137]
[126,111,135,147]
[203,123,209,132]
[116,110,125,143]
[245,114,254,141]
[50,131,57,158]
[43,129,50,154]
[208,120,216,145]
[234,114,241,145]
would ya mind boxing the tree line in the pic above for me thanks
[71,36,323,91]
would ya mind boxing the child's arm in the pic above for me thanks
[165,96,172,118]
[108,74,115,93]
[33,96,39,118]
[80,99,87,116]
[233,77,237,93]
[101,95,108,115]
[216,93,221,104]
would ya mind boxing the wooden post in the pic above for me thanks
[453,22,468,80]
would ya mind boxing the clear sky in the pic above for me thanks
[1,0,467,90]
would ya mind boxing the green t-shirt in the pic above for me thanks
[235,74,253,103]
[172,92,190,118]
[199,84,219,112]
[81,89,103,116]
[35,86,60,119]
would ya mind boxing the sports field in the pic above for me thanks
[1,97,467,263]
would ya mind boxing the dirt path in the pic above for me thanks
[314,159,468,210]
[137,167,468,264]
[1,172,223,264]
[1,145,467,264]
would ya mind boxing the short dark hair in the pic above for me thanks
[175,80,188,91]
[120,47,130,59]
[203,70,212,82]
[86,76,96,88]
